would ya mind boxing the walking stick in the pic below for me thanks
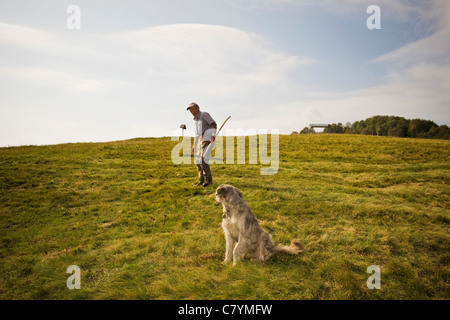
[203,115,231,159]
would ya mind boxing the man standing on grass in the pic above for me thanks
[187,102,217,187]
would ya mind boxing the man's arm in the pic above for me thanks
[210,122,217,142]
[192,135,199,154]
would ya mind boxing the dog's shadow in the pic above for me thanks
[216,245,308,269]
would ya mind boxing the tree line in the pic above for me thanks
[295,115,450,139]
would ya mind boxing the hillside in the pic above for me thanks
[0,134,449,299]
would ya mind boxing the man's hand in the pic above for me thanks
[211,123,217,143]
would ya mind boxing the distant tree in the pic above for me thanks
[408,119,421,138]
[408,119,439,138]
[391,118,409,137]
[324,123,344,134]
[300,127,315,134]
[435,125,450,139]
[291,131,299,135]
[320,115,448,140]
[351,120,365,134]
[344,126,353,134]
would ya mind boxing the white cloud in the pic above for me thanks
[0,65,134,92]
[230,0,450,131]
[223,0,438,21]
[0,21,315,146]
[0,0,448,146]
[102,24,314,90]
[0,22,314,91]
[376,1,450,67]
[0,22,54,49]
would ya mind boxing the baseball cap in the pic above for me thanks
[186,102,198,110]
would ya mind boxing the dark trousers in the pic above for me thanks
[196,141,212,183]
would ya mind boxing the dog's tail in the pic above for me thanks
[274,239,306,255]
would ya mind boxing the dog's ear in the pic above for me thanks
[229,185,242,198]
[217,188,225,196]
[224,186,233,197]
[215,185,228,197]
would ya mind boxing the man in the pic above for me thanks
[187,102,217,187]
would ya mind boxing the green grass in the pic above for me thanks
[0,134,449,299]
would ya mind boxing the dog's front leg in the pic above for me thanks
[232,237,247,266]
[223,230,234,263]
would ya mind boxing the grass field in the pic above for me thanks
[0,134,449,300]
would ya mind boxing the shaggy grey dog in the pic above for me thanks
[215,184,305,265]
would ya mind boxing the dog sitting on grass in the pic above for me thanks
[215,184,305,265]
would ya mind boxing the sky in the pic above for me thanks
[0,0,449,146]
